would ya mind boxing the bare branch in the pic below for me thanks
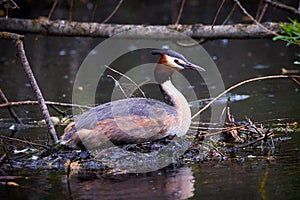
[264,0,300,15]
[0,88,23,124]
[212,0,226,29]
[0,32,58,143]
[102,0,124,23]
[69,0,74,21]
[105,65,146,98]
[0,100,92,110]
[175,0,186,25]
[222,3,237,25]
[192,75,300,120]
[47,0,58,21]
[233,0,278,36]
[0,18,283,39]
[0,135,49,149]
[258,3,269,22]
[255,0,265,20]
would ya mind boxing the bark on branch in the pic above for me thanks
[0,18,283,39]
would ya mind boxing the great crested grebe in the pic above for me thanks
[60,49,205,148]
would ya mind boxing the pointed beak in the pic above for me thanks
[184,62,205,72]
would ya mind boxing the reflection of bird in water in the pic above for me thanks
[65,166,195,199]
[60,49,205,148]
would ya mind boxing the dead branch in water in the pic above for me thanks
[0,32,58,143]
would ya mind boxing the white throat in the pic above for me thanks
[160,79,191,137]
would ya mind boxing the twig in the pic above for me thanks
[226,107,244,142]
[0,100,92,109]
[233,0,279,36]
[212,0,226,29]
[192,75,300,120]
[0,153,8,168]
[1,145,14,169]
[175,0,186,25]
[0,88,23,124]
[105,65,146,98]
[204,125,248,137]
[91,2,98,22]
[255,0,264,20]
[222,3,237,25]
[0,32,58,142]
[200,141,226,159]
[235,132,273,149]
[47,0,58,20]
[48,104,67,116]
[68,0,74,21]
[0,135,49,149]
[258,3,269,22]
[101,0,124,23]
[106,75,128,98]
[264,0,300,15]
[1,0,19,18]
[292,78,300,86]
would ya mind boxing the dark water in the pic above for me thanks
[0,1,299,199]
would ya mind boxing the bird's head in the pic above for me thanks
[151,49,205,72]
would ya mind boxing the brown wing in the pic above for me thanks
[61,114,176,149]
[60,98,177,148]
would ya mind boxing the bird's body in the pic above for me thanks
[60,49,204,149]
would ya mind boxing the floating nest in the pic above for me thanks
[0,112,298,176]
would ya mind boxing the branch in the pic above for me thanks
[264,0,300,15]
[0,88,23,124]
[175,0,186,25]
[0,100,92,110]
[192,75,300,120]
[0,18,283,39]
[0,32,58,143]
[233,0,278,36]
[102,0,124,23]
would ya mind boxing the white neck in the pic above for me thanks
[160,79,191,137]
